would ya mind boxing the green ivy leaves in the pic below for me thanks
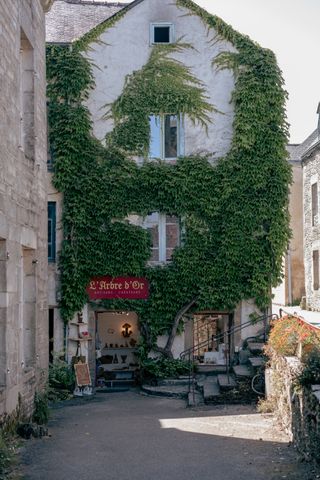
[47,1,291,353]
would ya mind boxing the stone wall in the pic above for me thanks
[268,354,320,465]
[303,145,320,310]
[0,0,48,420]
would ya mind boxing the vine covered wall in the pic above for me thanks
[47,0,291,354]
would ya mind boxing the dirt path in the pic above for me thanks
[19,391,317,480]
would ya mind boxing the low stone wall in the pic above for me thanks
[268,354,320,465]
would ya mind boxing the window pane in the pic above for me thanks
[48,202,56,262]
[149,115,161,158]
[164,115,177,158]
[154,26,170,43]
[166,215,180,260]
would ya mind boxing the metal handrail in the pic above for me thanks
[180,312,277,360]
[181,312,278,399]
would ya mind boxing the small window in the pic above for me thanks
[48,202,56,262]
[313,250,319,291]
[154,26,170,43]
[150,23,174,44]
[149,114,183,160]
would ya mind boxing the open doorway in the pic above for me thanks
[96,311,140,387]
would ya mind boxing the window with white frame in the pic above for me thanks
[143,213,180,263]
[150,23,174,44]
[149,114,184,160]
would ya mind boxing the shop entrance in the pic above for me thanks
[95,311,140,388]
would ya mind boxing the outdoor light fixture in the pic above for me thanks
[122,323,132,338]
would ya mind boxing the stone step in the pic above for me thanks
[188,391,204,407]
[158,378,190,386]
[248,356,265,369]
[141,384,188,399]
[247,342,265,354]
[233,365,252,377]
[203,380,220,401]
[196,365,226,375]
[217,374,237,389]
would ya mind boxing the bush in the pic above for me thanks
[0,433,14,479]
[33,391,49,425]
[48,356,75,401]
[297,350,320,388]
[266,315,320,356]
[141,357,191,380]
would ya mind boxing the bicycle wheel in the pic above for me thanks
[251,373,265,395]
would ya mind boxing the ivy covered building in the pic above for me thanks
[46,0,291,381]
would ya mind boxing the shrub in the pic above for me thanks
[297,350,320,388]
[33,391,49,425]
[266,315,320,357]
[141,357,190,380]
[0,433,14,479]
[48,356,75,401]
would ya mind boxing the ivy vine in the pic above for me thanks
[47,0,291,356]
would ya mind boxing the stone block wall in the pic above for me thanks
[0,0,48,420]
[303,147,320,310]
[268,354,320,465]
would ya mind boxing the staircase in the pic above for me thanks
[141,313,276,406]
[195,339,267,406]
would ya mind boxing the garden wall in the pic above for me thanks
[267,354,320,465]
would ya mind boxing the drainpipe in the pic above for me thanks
[287,248,293,305]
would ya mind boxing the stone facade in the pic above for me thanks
[272,146,306,308]
[268,354,320,466]
[302,127,320,310]
[0,0,49,420]
[46,0,269,369]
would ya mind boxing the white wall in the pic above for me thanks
[86,0,236,162]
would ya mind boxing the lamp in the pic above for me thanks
[122,323,132,338]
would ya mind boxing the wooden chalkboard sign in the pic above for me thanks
[74,362,91,387]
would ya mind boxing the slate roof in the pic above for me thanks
[287,129,319,163]
[46,0,128,43]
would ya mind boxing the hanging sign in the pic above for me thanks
[86,276,149,300]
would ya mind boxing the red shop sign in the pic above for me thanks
[86,276,149,300]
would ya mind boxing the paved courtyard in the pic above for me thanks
[20,390,316,480]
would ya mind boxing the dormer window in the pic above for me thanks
[150,23,174,44]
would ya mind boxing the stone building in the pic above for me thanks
[0,0,53,420]
[272,143,306,308]
[302,105,320,310]
[46,0,289,383]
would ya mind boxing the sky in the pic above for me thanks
[120,0,320,143]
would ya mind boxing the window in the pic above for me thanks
[149,114,184,160]
[143,213,180,263]
[313,250,319,291]
[312,182,318,226]
[150,23,174,44]
[48,202,56,262]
